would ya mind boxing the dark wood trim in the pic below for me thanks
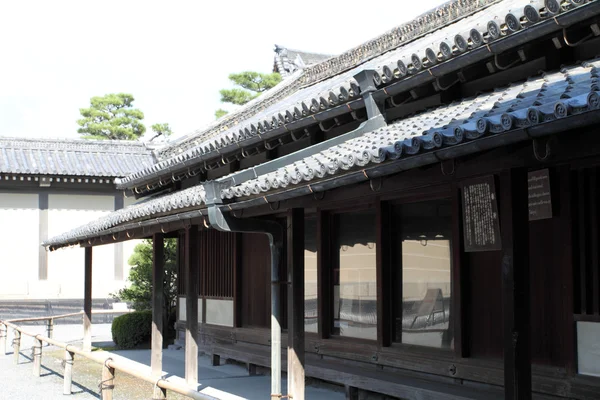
[38,193,48,280]
[573,314,600,322]
[113,194,125,280]
[499,169,531,399]
[83,246,93,352]
[376,200,392,348]
[591,168,600,316]
[577,169,587,315]
[451,181,467,358]
[557,166,576,374]
[317,210,331,339]
[287,208,306,400]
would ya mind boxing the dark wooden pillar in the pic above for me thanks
[83,246,93,352]
[499,169,531,400]
[451,182,467,357]
[233,233,243,328]
[287,209,305,400]
[317,210,331,339]
[185,226,200,387]
[376,200,392,348]
[152,233,166,399]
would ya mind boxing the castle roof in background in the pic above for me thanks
[273,45,333,78]
[0,137,156,178]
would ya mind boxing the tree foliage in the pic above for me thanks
[150,123,173,139]
[215,71,282,118]
[112,238,178,320]
[214,109,229,119]
[77,93,146,140]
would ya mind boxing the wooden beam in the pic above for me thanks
[83,246,93,352]
[317,210,331,339]
[558,166,575,373]
[451,182,467,357]
[152,232,166,399]
[376,200,392,348]
[287,208,305,400]
[499,169,531,400]
[185,226,200,387]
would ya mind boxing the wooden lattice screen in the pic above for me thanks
[199,230,235,299]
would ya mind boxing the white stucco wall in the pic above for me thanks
[47,194,115,299]
[0,193,39,298]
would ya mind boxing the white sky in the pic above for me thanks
[0,0,443,141]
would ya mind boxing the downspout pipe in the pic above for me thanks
[202,70,386,399]
[204,181,284,398]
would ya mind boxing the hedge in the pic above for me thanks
[111,310,152,349]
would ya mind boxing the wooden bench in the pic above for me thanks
[211,343,504,400]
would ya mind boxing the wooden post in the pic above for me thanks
[32,337,42,377]
[152,232,167,400]
[47,318,54,340]
[317,210,331,339]
[13,329,20,364]
[499,169,531,400]
[63,349,74,395]
[101,360,115,400]
[376,200,392,348]
[287,208,305,400]
[185,226,200,388]
[83,246,93,352]
[0,323,6,355]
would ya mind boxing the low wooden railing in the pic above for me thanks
[0,311,217,400]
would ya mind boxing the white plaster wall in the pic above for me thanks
[47,194,115,299]
[205,299,233,327]
[0,193,39,298]
[577,321,600,377]
[177,296,202,323]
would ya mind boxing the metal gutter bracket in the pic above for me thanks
[354,69,387,123]
[204,180,284,398]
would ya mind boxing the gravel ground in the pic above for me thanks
[0,323,344,400]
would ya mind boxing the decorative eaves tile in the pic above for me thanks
[46,58,600,248]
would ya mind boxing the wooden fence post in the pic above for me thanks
[13,329,21,365]
[101,360,115,400]
[64,349,74,395]
[0,323,6,355]
[47,318,54,342]
[32,337,42,376]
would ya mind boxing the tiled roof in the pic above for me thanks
[45,58,600,248]
[118,0,515,189]
[0,137,156,178]
[273,45,333,78]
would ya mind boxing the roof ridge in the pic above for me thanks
[0,137,153,154]
[156,0,500,158]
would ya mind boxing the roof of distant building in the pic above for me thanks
[0,137,156,178]
[273,45,333,78]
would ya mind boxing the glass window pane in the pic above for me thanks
[394,200,453,349]
[305,216,318,333]
[333,209,377,340]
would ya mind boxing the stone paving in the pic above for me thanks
[0,323,344,400]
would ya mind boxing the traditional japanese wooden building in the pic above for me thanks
[45,0,600,399]
[0,137,154,300]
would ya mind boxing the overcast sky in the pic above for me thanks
[0,0,443,141]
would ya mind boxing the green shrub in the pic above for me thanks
[111,310,152,349]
